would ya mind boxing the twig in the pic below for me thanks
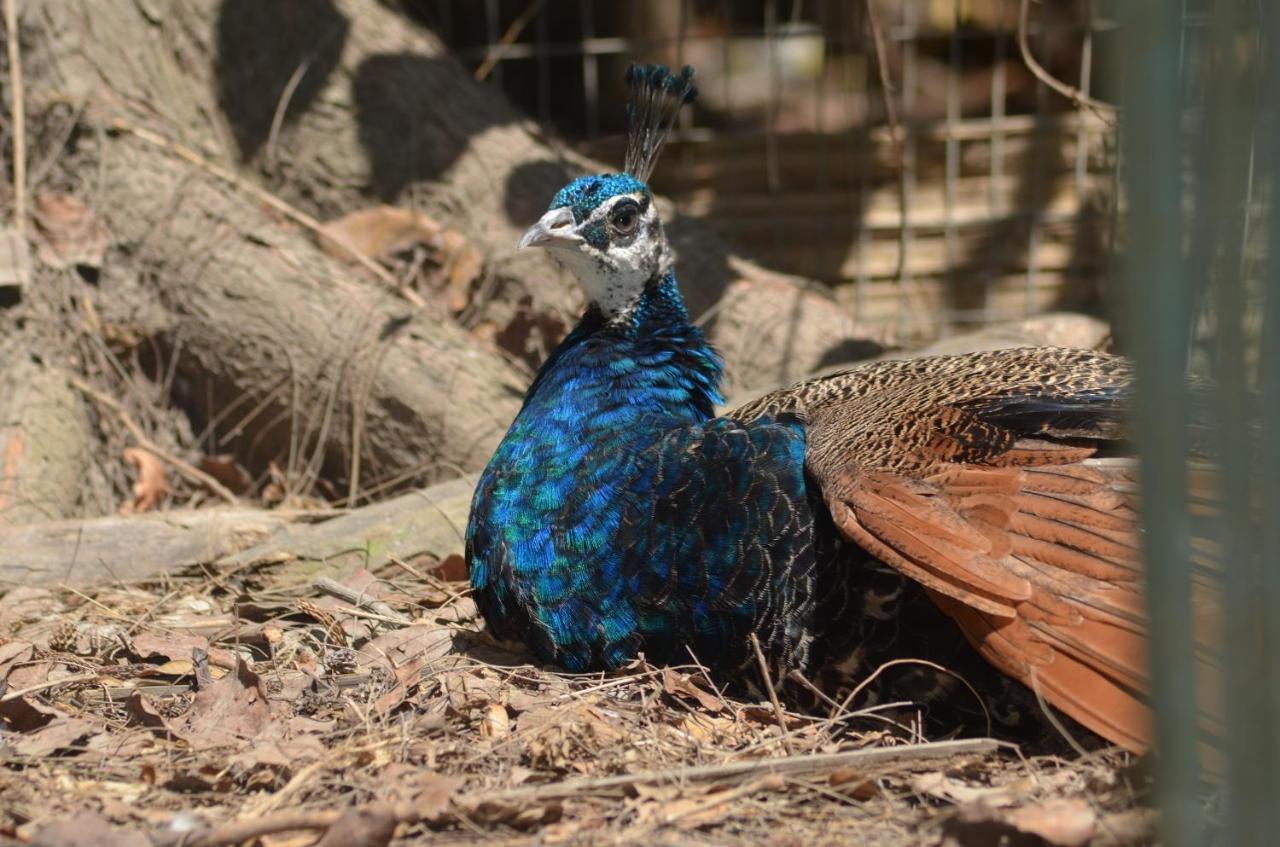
[482,738,1000,801]
[313,575,412,625]
[473,0,546,82]
[0,672,101,703]
[4,0,25,235]
[181,809,344,847]
[68,374,241,505]
[107,119,428,309]
[749,632,794,754]
[265,58,312,171]
[863,0,929,331]
[1017,0,1115,124]
[834,657,992,738]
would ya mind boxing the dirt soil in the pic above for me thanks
[0,557,1154,847]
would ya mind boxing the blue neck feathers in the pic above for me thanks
[522,271,724,421]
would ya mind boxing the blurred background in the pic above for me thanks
[419,0,1120,341]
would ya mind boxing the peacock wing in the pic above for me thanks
[731,347,1220,753]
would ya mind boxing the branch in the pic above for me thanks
[1017,0,1116,124]
[5,0,26,235]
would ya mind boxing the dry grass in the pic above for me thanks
[0,557,1154,846]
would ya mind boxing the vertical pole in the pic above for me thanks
[1114,2,1201,845]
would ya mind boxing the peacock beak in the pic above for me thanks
[518,206,578,250]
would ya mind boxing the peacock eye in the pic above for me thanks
[609,200,640,235]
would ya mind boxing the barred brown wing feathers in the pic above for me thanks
[728,347,1201,753]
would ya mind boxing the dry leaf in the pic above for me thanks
[197,454,253,495]
[130,631,209,661]
[636,776,784,831]
[371,655,426,716]
[479,702,510,739]
[0,692,62,732]
[32,193,110,269]
[311,804,400,847]
[432,597,479,625]
[4,712,99,756]
[319,207,441,261]
[1004,800,1097,847]
[433,553,468,582]
[124,692,180,740]
[437,229,484,313]
[175,658,274,750]
[261,833,324,847]
[0,640,34,680]
[233,735,325,771]
[661,668,726,713]
[829,768,882,801]
[121,447,167,514]
[130,631,239,670]
[358,624,456,673]
[3,660,63,692]
[465,797,562,830]
[942,800,1097,847]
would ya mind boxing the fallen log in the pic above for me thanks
[31,0,886,402]
[0,476,476,588]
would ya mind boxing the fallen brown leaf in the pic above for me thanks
[464,797,562,830]
[433,553,468,582]
[311,803,399,847]
[176,658,274,750]
[319,207,441,261]
[0,640,34,679]
[479,702,511,739]
[636,776,784,831]
[941,799,1097,847]
[432,597,479,625]
[358,623,456,673]
[1004,799,1097,847]
[121,447,168,514]
[661,667,726,713]
[232,735,326,771]
[436,229,484,313]
[130,631,240,671]
[371,655,427,716]
[0,692,62,731]
[829,767,882,801]
[124,692,181,740]
[3,711,100,756]
[32,193,110,269]
[197,454,254,495]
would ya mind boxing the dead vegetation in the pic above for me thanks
[0,557,1153,846]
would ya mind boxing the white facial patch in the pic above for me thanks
[545,193,665,318]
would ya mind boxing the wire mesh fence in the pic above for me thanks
[425,0,1121,341]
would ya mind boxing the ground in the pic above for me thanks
[0,556,1154,847]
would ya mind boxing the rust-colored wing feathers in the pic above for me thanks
[731,347,1216,753]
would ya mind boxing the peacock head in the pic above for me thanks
[517,173,666,315]
[517,64,696,318]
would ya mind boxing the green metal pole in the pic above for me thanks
[1115,2,1202,844]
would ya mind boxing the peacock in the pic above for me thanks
[466,64,1215,753]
